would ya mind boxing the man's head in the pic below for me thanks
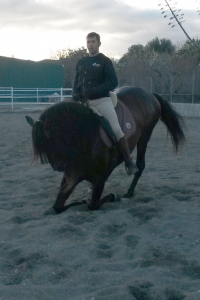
[86,32,101,57]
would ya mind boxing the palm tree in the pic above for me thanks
[146,37,175,55]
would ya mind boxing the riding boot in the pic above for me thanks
[117,136,138,175]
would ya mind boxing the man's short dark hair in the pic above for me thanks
[86,32,101,43]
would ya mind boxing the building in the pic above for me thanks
[0,56,64,88]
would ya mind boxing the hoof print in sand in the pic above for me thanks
[128,205,157,223]
[55,224,87,238]
[95,243,114,259]
[4,249,46,286]
[135,196,154,203]
[140,246,200,281]
[165,288,186,300]
[124,234,140,249]
[181,262,200,280]
[67,214,95,226]
[174,194,193,202]
[3,275,23,286]
[11,216,35,224]
[140,247,185,268]
[99,223,127,239]
[129,282,186,300]
[129,281,154,300]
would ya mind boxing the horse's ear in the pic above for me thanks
[25,116,35,127]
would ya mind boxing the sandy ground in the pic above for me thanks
[0,109,200,300]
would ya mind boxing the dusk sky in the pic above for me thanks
[0,0,199,61]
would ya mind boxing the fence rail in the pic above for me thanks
[130,73,200,104]
[0,87,72,109]
[0,83,200,109]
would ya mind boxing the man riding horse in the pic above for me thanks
[72,32,138,175]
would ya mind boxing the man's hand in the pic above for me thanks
[83,87,95,100]
[82,88,88,99]
[72,93,79,102]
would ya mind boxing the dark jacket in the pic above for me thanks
[72,53,118,101]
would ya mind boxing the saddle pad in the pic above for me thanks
[100,100,136,148]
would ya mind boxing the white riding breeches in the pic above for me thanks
[87,97,124,141]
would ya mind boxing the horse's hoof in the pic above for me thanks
[101,193,116,204]
[53,205,66,214]
[123,191,133,198]
[108,193,116,202]
[43,207,57,216]
[88,204,100,210]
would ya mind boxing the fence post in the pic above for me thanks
[61,87,63,101]
[192,72,195,104]
[170,75,173,102]
[11,87,13,109]
[37,88,39,102]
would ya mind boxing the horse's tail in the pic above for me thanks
[32,120,48,164]
[153,93,185,152]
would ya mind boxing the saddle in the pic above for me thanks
[98,95,136,148]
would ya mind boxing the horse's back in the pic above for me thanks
[116,87,161,127]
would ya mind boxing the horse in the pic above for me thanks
[26,86,185,213]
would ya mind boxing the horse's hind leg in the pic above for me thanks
[53,174,82,213]
[124,122,158,198]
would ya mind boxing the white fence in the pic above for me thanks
[128,73,200,104]
[0,87,72,109]
[1,85,200,110]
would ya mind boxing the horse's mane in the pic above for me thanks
[32,101,101,163]
[40,101,95,120]
[39,101,100,140]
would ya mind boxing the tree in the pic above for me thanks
[118,44,145,64]
[176,39,200,63]
[50,47,87,61]
[50,47,87,87]
[116,38,176,89]
[146,37,175,55]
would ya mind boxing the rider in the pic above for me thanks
[72,32,138,175]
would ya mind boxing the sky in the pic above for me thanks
[0,0,199,61]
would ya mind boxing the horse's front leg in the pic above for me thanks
[88,180,105,210]
[53,174,81,213]
[123,172,142,198]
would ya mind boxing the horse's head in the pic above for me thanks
[25,113,80,173]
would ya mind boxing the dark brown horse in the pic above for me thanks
[26,87,185,213]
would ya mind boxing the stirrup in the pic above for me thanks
[125,159,138,175]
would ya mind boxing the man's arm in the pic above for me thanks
[86,59,118,100]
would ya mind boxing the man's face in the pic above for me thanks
[86,36,101,56]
